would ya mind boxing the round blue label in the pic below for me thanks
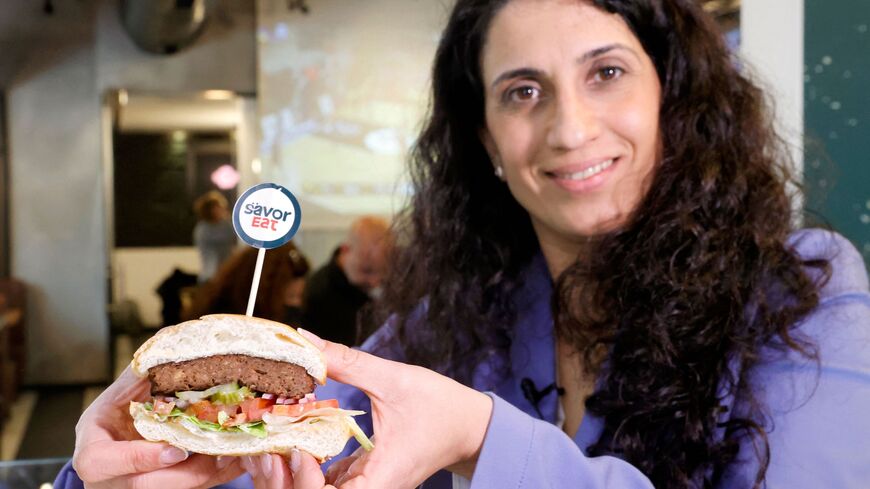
[232,183,302,249]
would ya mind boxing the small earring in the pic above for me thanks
[494,166,505,180]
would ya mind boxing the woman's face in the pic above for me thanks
[480,0,661,252]
[210,203,228,222]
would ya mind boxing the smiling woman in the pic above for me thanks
[479,0,662,276]
[59,1,870,489]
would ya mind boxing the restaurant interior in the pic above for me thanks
[1,0,868,487]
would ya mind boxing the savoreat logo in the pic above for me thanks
[233,183,301,249]
[243,202,293,230]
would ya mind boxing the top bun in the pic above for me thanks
[131,314,326,384]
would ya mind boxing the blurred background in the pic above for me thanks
[0,0,867,486]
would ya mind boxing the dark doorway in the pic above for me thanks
[113,130,237,248]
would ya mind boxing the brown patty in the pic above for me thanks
[148,354,316,398]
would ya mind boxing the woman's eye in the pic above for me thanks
[592,66,624,83]
[506,85,540,103]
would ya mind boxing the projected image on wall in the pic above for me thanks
[257,0,451,225]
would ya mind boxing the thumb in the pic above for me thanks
[297,329,397,396]
[289,449,336,488]
[95,366,151,408]
[75,440,189,481]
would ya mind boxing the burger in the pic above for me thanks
[129,314,372,461]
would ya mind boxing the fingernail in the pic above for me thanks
[297,328,326,350]
[241,456,259,477]
[261,454,273,478]
[160,446,189,465]
[216,456,234,469]
[289,449,301,473]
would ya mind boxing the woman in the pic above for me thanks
[58,1,870,488]
[193,191,238,284]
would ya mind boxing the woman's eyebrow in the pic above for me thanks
[489,43,640,90]
[579,43,639,64]
[490,68,543,90]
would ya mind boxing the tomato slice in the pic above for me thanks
[270,399,339,417]
[189,400,220,423]
[240,397,275,422]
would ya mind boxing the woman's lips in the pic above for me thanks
[545,158,618,192]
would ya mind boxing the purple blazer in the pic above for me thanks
[56,229,870,488]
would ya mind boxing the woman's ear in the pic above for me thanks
[478,127,500,168]
[479,128,506,181]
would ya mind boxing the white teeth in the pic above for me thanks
[558,159,614,181]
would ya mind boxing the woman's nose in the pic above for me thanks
[546,92,601,150]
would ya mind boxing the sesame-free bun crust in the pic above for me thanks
[130,402,351,461]
[131,314,326,384]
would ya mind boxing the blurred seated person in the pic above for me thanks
[192,190,237,284]
[0,292,22,329]
[155,268,198,326]
[303,216,392,345]
[182,241,310,323]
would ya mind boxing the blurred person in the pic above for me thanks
[0,292,22,329]
[282,259,307,326]
[302,216,392,346]
[183,241,310,323]
[192,191,237,283]
[155,268,198,326]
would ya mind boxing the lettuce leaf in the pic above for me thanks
[237,422,267,437]
[143,403,267,438]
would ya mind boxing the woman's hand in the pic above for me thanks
[72,367,244,488]
[300,330,494,488]
[245,450,337,489]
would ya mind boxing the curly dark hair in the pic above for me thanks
[376,0,827,488]
[184,241,310,322]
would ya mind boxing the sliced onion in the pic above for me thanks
[176,400,190,410]
[276,396,287,404]
[261,393,276,400]
[176,382,240,403]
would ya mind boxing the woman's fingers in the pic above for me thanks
[244,455,271,489]
[73,440,189,482]
[255,454,287,489]
[297,329,397,398]
[121,454,244,489]
[81,366,150,412]
[324,454,357,484]
[289,449,337,489]
[241,456,260,479]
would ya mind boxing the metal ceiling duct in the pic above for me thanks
[120,0,211,55]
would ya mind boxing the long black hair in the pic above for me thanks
[376,1,826,487]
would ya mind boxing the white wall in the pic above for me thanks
[112,248,201,327]
[741,0,805,221]
[7,0,255,384]
[8,17,107,384]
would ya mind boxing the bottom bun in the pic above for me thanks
[130,402,352,461]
